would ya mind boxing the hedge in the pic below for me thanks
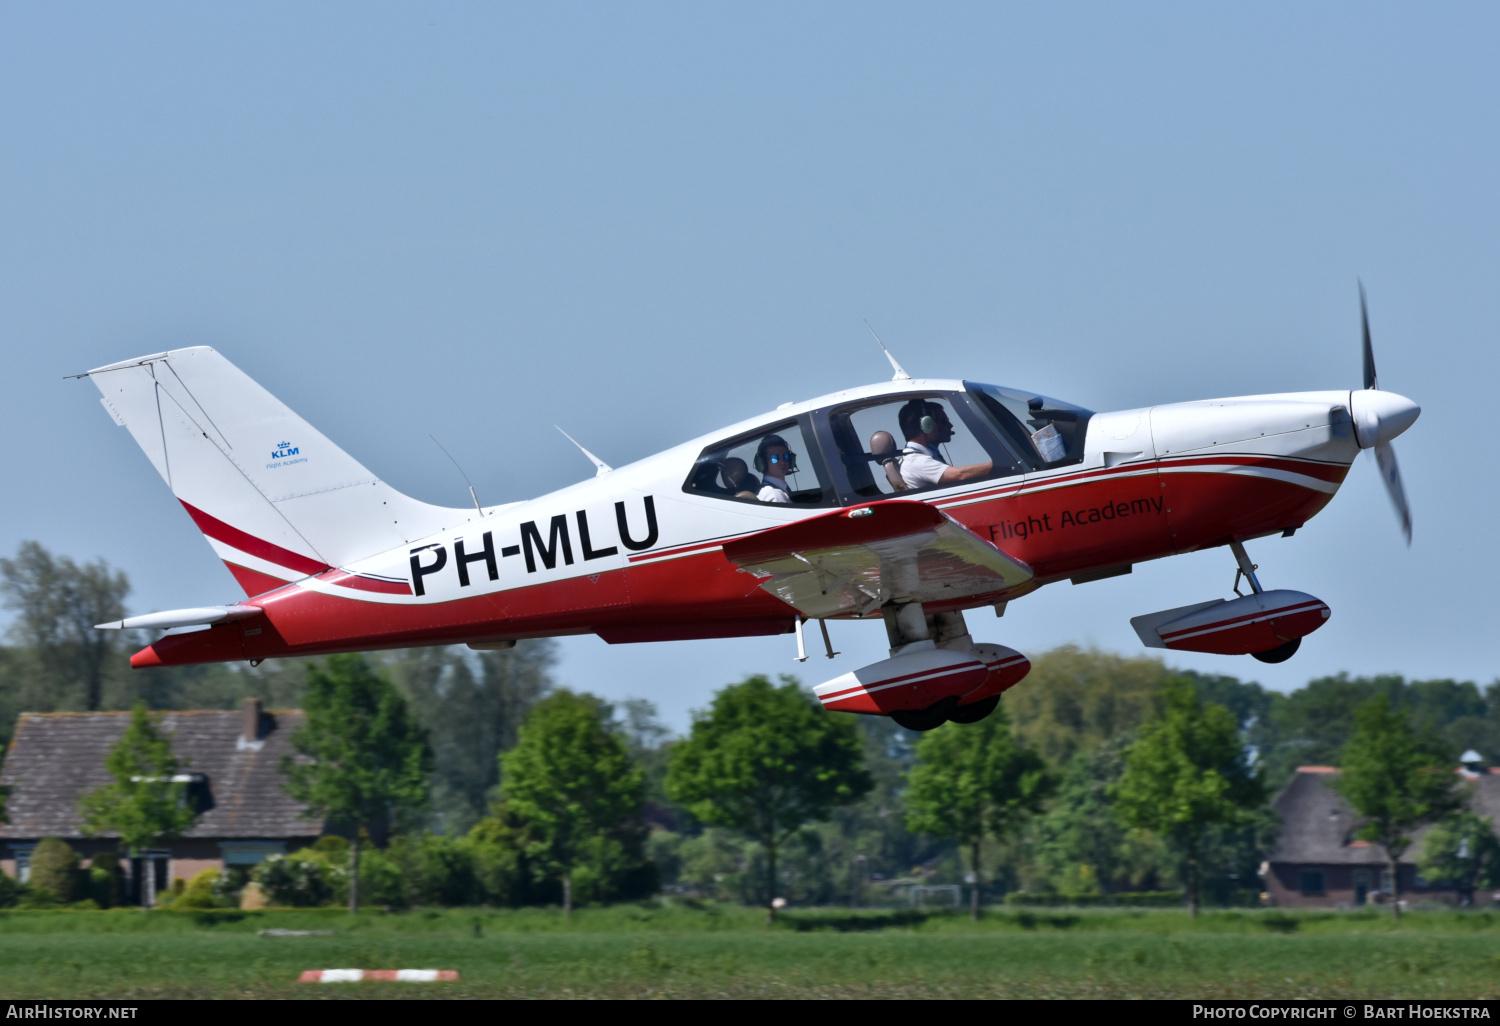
[1003,890,1261,908]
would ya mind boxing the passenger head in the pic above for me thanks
[898,399,951,443]
[755,434,797,477]
[722,456,752,491]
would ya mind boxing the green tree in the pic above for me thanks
[1003,645,1171,767]
[1113,677,1265,916]
[28,838,80,903]
[78,702,199,907]
[1418,812,1500,907]
[1335,695,1464,919]
[1030,740,1174,896]
[0,541,129,712]
[498,690,647,915]
[823,714,929,907]
[665,675,871,920]
[387,641,554,833]
[87,850,124,908]
[1254,673,1500,790]
[281,654,432,915]
[904,701,1051,919]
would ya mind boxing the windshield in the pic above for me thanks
[964,381,1093,469]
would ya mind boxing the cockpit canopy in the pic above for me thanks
[684,382,1093,507]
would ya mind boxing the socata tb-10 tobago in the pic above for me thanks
[82,294,1419,731]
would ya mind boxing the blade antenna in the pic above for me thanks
[556,426,613,476]
[864,320,911,381]
[429,434,484,515]
[1360,280,1378,390]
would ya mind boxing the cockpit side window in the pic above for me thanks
[682,418,834,506]
[965,381,1093,470]
[823,394,1028,501]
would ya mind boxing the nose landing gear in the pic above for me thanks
[1129,541,1331,660]
[1229,541,1306,664]
[1251,637,1301,664]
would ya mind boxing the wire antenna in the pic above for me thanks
[429,434,484,515]
[864,320,912,381]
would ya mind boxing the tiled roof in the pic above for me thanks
[1269,768,1500,865]
[0,709,321,841]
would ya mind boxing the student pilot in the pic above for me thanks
[896,399,993,490]
[755,434,797,503]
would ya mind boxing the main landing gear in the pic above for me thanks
[809,605,1033,731]
[891,696,960,732]
[880,607,1019,731]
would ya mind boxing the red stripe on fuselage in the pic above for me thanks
[180,500,330,577]
[136,456,1352,669]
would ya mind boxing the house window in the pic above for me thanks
[12,845,35,884]
[1299,870,1325,895]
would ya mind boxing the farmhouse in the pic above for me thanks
[1265,761,1500,908]
[0,699,320,902]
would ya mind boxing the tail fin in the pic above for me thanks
[87,347,466,596]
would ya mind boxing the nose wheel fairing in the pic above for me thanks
[1132,589,1330,656]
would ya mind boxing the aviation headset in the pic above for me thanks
[899,399,944,440]
[754,434,799,474]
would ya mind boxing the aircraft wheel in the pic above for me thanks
[1251,637,1302,664]
[891,696,958,732]
[948,695,1000,724]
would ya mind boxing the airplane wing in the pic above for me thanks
[721,500,1033,619]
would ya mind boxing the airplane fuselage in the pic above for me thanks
[132,379,1361,669]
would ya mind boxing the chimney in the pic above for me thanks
[241,697,262,744]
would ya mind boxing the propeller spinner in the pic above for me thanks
[1351,284,1419,544]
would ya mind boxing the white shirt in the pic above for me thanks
[758,477,791,503]
[899,442,948,489]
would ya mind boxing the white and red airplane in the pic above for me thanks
[81,295,1419,730]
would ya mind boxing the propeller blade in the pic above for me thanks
[1360,281,1378,390]
[1373,442,1412,546]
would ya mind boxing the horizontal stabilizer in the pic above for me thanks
[96,605,262,631]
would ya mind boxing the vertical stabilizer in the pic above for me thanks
[87,348,468,595]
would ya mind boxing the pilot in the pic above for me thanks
[754,434,797,503]
[721,456,760,499]
[897,399,993,489]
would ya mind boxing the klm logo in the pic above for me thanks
[271,441,300,459]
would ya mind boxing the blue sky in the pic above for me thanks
[2,3,1496,730]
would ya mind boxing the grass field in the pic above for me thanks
[1,903,1498,999]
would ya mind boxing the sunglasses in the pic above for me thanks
[766,452,796,465]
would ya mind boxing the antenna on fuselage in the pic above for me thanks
[429,434,484,516]
[556,426,613,477]
[864,320,912,381]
